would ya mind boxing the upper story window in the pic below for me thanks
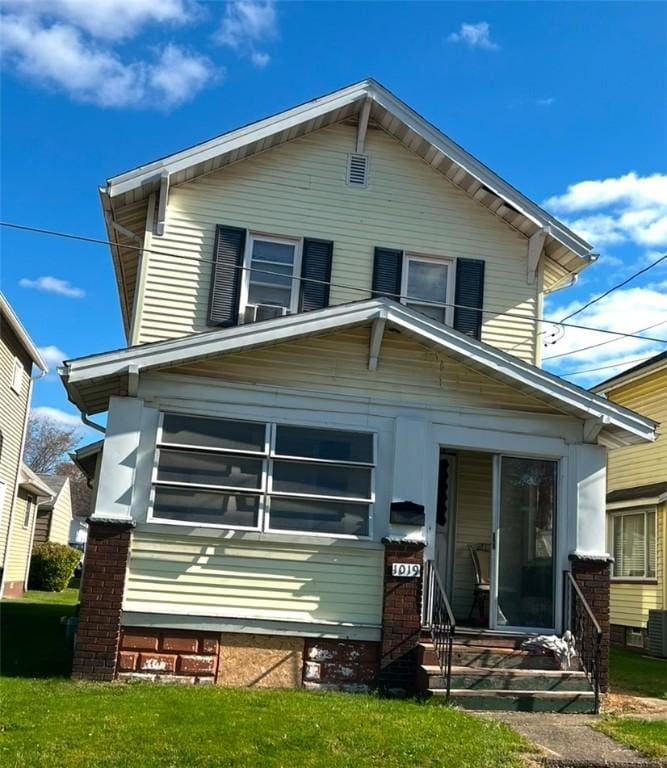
[402,254,455,325]
[241,235,301,323]
[610,508,656,580]
[23,495,35,529]
[11,357,23,395]
[150,412,374,538]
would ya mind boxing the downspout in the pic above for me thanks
[81,413,106,435]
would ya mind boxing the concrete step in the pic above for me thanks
[432,689,596,714]
[444,632,530,650]
[419,642,563,670]
[419,665,591,692]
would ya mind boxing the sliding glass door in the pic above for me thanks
[491,456,558,631]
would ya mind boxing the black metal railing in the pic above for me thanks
[563,570,602,713]
[423,559,456,698]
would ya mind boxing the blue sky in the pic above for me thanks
[1,1,665,439]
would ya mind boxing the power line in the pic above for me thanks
[543,319,667,361]
[2,219,667,345]
[558,252,667,323]
[563,355,655,377]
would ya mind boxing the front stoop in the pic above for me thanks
[418,636,597,713]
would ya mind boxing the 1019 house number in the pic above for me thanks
[391,563,421,578]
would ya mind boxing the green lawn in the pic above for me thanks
[0,590,528,768]
[609,646,667,699]
[596,718,667,761]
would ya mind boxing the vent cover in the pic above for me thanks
[347,153,368,187]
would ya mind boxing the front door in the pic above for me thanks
[491,456,558,631]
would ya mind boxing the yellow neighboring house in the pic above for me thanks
[593,352,667,655]
[33,475,74,547]
[0,293,49,597]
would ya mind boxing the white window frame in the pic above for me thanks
[11,357,23,395]
[23,494,35,529]
[238,232,303,323]
[400,253,456,326]
[609,507,656,581]
[147,413,375,540]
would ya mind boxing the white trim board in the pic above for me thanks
[60,298,657,447]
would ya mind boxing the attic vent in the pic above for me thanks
[347,153,368,187]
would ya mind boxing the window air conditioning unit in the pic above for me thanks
[647,610,667,658]
[244,304,289,323]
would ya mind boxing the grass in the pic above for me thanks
[595,718,667,760]
[609,646,667,699]
[0,589,528,768]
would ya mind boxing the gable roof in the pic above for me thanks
[19,464,54,499]
[60,298,655,449]
[592,351,667,394]
[101,79,595,336]
[0,293,48,373]
[35,475,69,509]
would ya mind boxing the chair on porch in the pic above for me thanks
[467,543,490,626]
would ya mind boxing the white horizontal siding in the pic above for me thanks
[172,327,556,414]
[137,123,538,362]
[124,530,384,628]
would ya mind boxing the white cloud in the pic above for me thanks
[448,22,498,51]
[543,285,667,386]
[38,345,68,370]
[0,0,191,41]
[31,405,82,428]
[1,4,214,108]
[215,0,276,66]
[537,97,556,107]
[544,172,667,249]
[19,275,85,298]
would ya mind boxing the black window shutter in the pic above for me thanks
[299,238,333,312]
[372,247,403,300]
[453,258,485,340]
[207,225,246,327]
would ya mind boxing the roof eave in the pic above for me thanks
[0,293,48,372]
[60,299,656,447]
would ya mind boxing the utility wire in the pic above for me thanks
[543,319,667,361]
[2,219,667,345]
[557,252,667,323]
[563,355,655,377]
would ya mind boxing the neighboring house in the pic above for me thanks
[592,353,666,655]
[33,475,74,547]
[0,293,48,598]
[60,81,657,710]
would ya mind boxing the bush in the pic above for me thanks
[29,542,82,592]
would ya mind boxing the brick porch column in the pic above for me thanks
[72,519,134,682]
[570,555,611,693]
[379,539,424,693]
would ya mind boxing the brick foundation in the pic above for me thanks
[610,623,649,652]
[303,638,380,692]
[379,539,424,693]
[118,628,219,684]
[71,519,133,681]
[1,580,25,599]
[570,556,611,693]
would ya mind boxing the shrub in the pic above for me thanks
[29,542,82,592]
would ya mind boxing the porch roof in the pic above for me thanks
[59,299,657,448]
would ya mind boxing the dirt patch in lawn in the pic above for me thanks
[603,692,667,719]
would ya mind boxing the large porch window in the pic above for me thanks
[610,508,656,580]
[150,413,374,538]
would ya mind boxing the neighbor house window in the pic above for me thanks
[11,357,23,395]
[241,234,300,323]
[611,509,656,579]
[401,254,455,325]
[150,413,374,538]
[23,495,34,529]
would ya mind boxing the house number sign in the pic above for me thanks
[391,563,421,578]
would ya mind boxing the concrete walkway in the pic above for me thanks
[480,712,664,767]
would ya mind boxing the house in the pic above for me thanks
[33,475,74,547]
[60,80,657,710]
[0,293,48,598]
[592,353,666,656]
